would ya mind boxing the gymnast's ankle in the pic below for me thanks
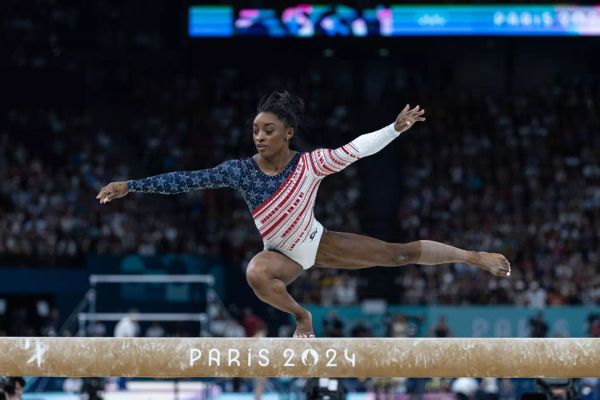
[465,251,480,265]
[295,310,311,321]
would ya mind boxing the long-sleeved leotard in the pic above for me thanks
[128,123,400,253]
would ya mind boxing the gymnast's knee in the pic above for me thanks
[246,261,270,290]
[389,242,420,265]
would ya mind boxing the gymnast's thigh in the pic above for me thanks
[314,230,396,269]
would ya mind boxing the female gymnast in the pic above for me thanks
[97,91,511,338]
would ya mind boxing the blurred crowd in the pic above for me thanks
[2,0,600,309]
[389,80,600,305]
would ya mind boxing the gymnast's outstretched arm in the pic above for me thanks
[96,159,241,204]
[309,104,425,177]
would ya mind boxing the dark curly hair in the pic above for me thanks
[256,91,305,132]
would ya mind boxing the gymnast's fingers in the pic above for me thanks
[97,187,113,204]
[411,106,425,116]
[96,186,107,199]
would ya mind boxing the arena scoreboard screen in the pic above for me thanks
[188,4,600,37]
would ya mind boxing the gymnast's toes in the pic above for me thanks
[477,252,511,277]
[293,332,316,338]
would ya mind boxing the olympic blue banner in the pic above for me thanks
[189,4,600,37]
[306,305,599,337]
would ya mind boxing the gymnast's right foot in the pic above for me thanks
[469,251,511,277]
[293,311,315,338]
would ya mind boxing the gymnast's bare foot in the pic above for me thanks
[468,252,511,277]
[293,311,315,338]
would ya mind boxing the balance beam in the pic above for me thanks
[1,337,599,378]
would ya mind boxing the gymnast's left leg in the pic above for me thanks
[246,250,315,337]
[314,231,511,276]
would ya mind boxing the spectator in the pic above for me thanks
[323,311,345,337]
[87,322,107,337]
[476,378,499,400]
[114,310,139,338]
[145,322,165,337]
[224,319,246,337]
[525,282,547,308]
[497,379,515,400]
[529,311,549,338]
[242,308,265,338]
[452,378,479,400]
[210,311,230,337]
[1,377,25,400]
[334,274,358,305]
[430,316,452,337]
[389,313,410,338]
[41,308,60,337]
[350,320,372,337]
[277,322,294,338]
[588,314,600,338]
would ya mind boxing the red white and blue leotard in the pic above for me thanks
[128,123,400,268]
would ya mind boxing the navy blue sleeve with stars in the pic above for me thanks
[127,160,241,194]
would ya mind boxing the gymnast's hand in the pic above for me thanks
[96,181,129,204]
[394,104,426,133]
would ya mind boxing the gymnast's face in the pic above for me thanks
[253,112,293,157]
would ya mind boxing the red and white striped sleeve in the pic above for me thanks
[307,123,399,178]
